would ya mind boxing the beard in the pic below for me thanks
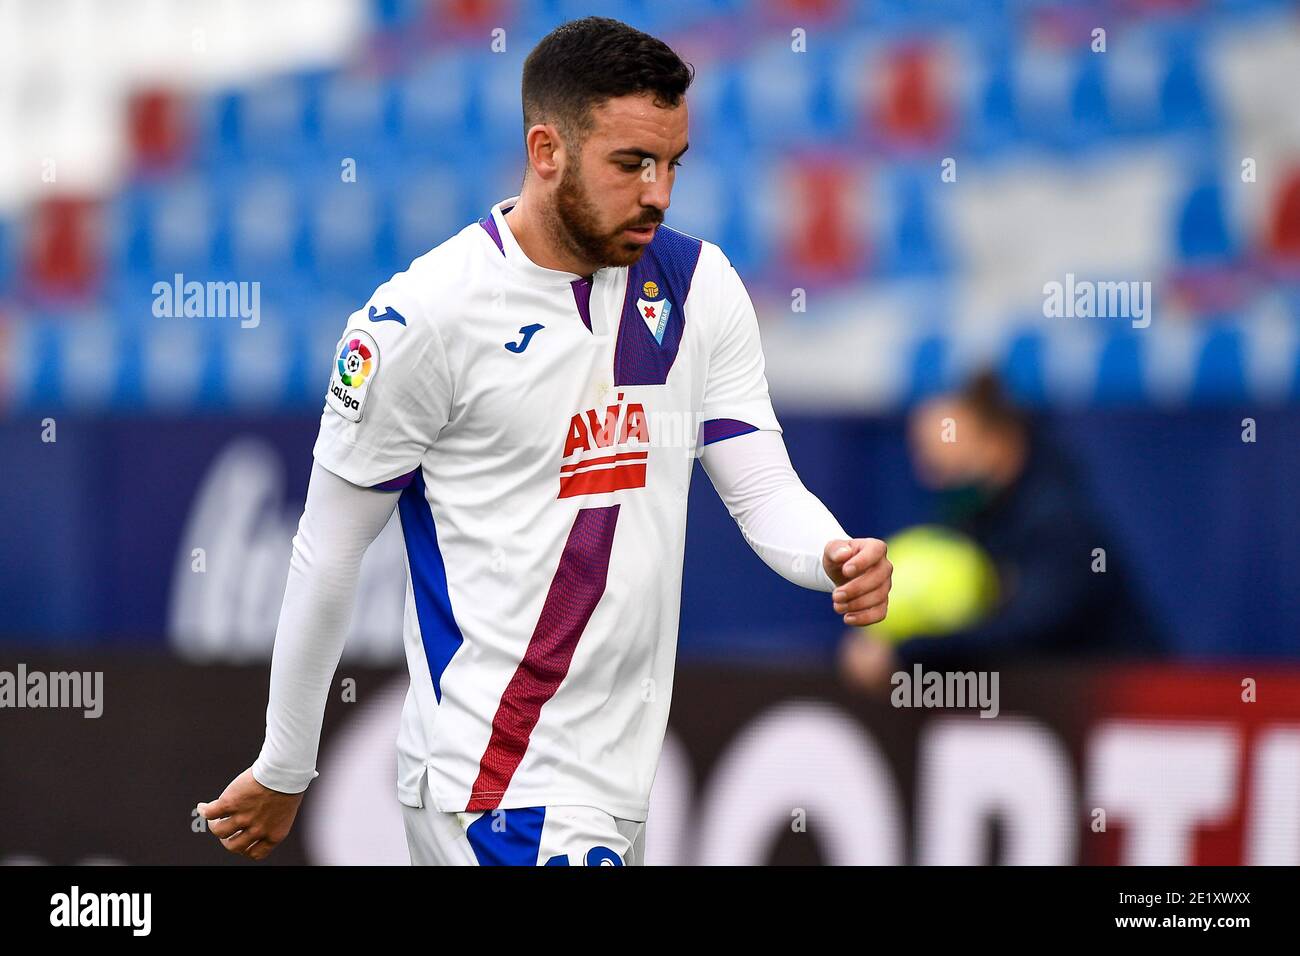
[548,158,662,270]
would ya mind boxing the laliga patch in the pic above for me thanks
[326,329,380,423]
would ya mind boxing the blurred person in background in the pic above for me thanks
[839,370,1165,693]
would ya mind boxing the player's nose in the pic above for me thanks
[640,174,671,214]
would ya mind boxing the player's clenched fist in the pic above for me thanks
[823,538,892,627]
[197,767,304,861]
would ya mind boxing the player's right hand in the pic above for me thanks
[198,767,304,861]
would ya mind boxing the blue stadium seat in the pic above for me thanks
[663,156,727,246]
[146,176,217,275]
[102,178,214,284]
[200,89,243,156]
[1175,178,1235,266]
[741,46,817,146]
[24,320,63,409]
[679,53,730,147]
[823,39,868,141]
[1093,332,1147,405]
[906,332,950,401]
[223,170,305,278]
[1191,324,1247,402]
[100,188,145,278]
[476,50,530,151]
[724,159,763,270]
[369,0,425,29]
[1291,326,1300,401]
[398,54,476,150]
[386,164,462,266]
[879,169,947,276]
[238,77,315,160]
[1066,53,1109,147]
[317,71,395,159]
[306,176,386,288]
[1159,44,1211,130]
[709,61,752,152]
[974,56,1017,152]
[0,215,13,289]
[1001,329,1047,404]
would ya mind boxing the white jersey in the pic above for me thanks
[313,196,781,821]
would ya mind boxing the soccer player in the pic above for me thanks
[198,16,891,866]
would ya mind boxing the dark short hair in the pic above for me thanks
[521,17,694,154]
[960,369,1029,436]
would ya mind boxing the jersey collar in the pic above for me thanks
[487,196,599,288]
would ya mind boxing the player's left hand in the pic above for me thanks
[823,538,892,627]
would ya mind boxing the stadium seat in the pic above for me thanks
[1093,332,1147,405]
[145,176,217,275]
[0,215,14,288]
[742,41,822,146]
[308,176,385,288]
[226,170,304,277]
[390,164,465,267]
[1175,178,1235,266]
[1191,324,1247,402]
[1159,44,1212,130]
[1065,53,1109,147]
[974,55,1017,152]
[906,332,950,401]
[398,54,475,150]
[317,71,394,159]
[1263,166,1300,274]
[879,169,947,276]
[872,42,952,150]
[1001,329,1048,404]
[239,77,315,160]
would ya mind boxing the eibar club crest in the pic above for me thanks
[636,280,671,345]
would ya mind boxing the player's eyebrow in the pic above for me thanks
[609,143,690,162]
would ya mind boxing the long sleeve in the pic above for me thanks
[699,428,849,592]
[251,460,402,793]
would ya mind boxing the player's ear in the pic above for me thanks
[525,124,562,180]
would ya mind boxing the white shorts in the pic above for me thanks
[400,773,646,866]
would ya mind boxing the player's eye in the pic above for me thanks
[616,160,683,173]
